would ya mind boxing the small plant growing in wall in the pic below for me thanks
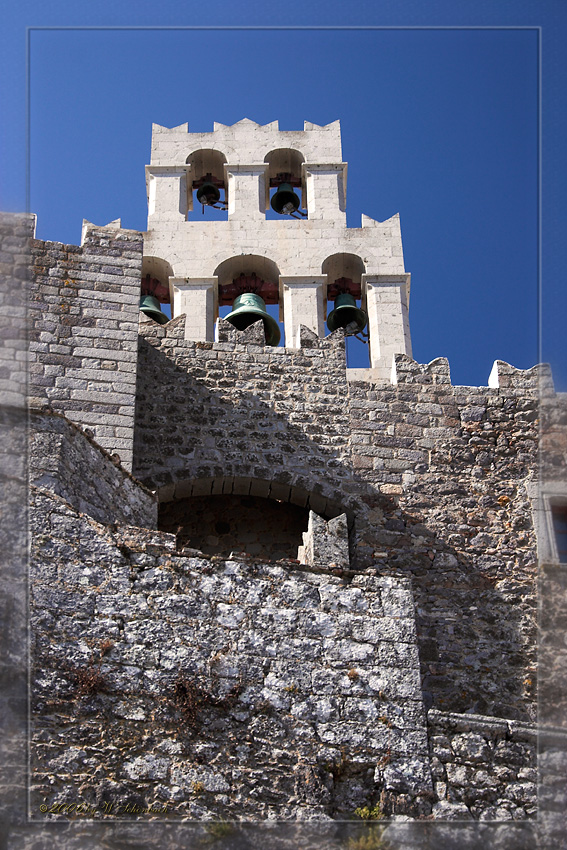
[99,639,114,657]
[74,664,109,697]
[353,803,384,821]
[172,671,243,729]
[174,676,208,727]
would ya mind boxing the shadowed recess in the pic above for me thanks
[158,494,311,560]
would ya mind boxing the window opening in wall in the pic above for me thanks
[140,273,171,324]
[264,148,306,220]
[186,149,228,221]
[195,173,227,212]
[552,505,567,563]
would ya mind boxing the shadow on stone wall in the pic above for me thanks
[132,335,375,561]
[132,336,536,723]
[159,493,310,560]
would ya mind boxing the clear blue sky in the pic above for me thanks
[2,1,566,389]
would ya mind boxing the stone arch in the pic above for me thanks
[141,256,174,305]
[156,474,355,526]
[185,148,227,180]
[213,254,282,308]
[185,149,228,214]
[264,148,306,213]
[156,475,354,562]
[264,147,305,177]
[321,253,366,291]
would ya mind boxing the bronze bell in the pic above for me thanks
[270,183,301,215]
[327,293,368,335]
[225,293,281,346]
[140,294,168,325]
[196,182,221,206]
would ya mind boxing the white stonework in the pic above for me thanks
[143,119,412,375]
[303,163,347,222]
[170,278,216,342]
[363,274,412,378]
[281,276,326,347]
[146,166,190,221]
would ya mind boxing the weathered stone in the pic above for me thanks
[10,112,562,834]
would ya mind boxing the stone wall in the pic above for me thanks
[29,224,143,470]
[541,391,567,485]
[30,487,431,821]
[347,355,543,722]
[133,321,542,722]
[18,210,565,838]
[133,316,361,521]
[427,709,536,820]
[539,557,567,848]
[0,212,33,408]
[0,213,35,837]
[29,408,156,529]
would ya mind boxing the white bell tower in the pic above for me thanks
[143,118,412,381]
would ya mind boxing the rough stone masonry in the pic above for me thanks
[2,120,566,850]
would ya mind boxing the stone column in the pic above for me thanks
[224,163,269,221]
[362,274,412,378]
[280,275,326,347]
[170,277,216,342]
[302,163,347,222]
[145,165,190,223]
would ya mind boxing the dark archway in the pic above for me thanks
[159,493,311,560]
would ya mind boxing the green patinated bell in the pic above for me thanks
[196,182,221,206]
[225,292,281,346]
[327,292,368,335]
[139,294,169,325]
[270,183,301,215]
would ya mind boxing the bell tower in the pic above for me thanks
[143,119,412,380]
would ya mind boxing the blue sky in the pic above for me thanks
[2,1,566,389]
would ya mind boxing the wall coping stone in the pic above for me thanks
[428,709,537,743]
[29,407,154,494]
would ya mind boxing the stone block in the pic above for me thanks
[298,510,349,568]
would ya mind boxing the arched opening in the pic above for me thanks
[213,255,283,344]
[159,494,310,561]
[140,256,174,321]
[157,476,351,561]
[264,148,306,219]
[322,253,369,367]
[186,148,228,219]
